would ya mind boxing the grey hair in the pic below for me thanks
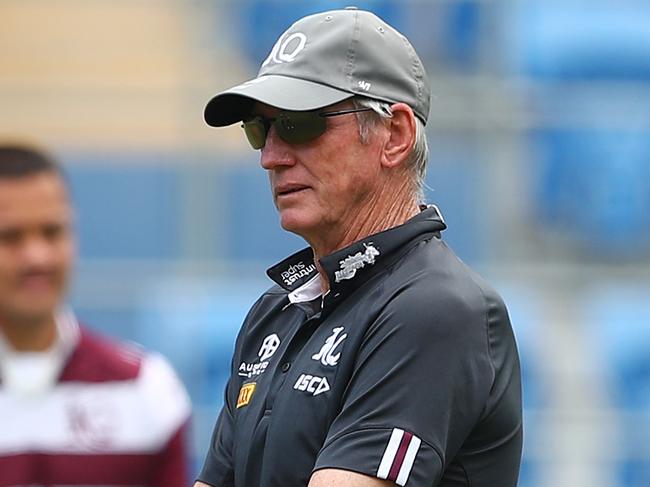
[351,97,428,203]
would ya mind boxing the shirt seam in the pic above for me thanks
[478,285,497,388]
[449,253,497,389]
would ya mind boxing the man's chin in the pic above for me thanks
[278,213,314,240]
[1,302,58,327]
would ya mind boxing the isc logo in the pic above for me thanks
[293,374,330,396]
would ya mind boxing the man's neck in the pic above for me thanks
[0,314,58,352]
[311,186,420,294]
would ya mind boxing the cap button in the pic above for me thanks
[345,6,358,9]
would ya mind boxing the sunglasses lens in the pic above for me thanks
[242,112,328,149]
[242,118,267,149]
[276,112,327,145]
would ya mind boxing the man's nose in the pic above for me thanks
[20,236,55,266]
[260,128,296,170]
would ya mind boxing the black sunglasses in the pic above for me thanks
[241,107,373,150]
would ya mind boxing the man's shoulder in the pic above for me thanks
[392,236,484,292]
[249,283,290,312]
[386,237,509,329]
[59,325,144,382]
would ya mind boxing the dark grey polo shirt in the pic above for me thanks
[198,206,522,487]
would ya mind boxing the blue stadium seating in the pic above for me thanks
[65,153,183,260]
[585,285,650,487]
[529,129,650,256]
[508,2,650,81]
[423,134,492,264]
[507,2,650,257]
[497,283,546,487]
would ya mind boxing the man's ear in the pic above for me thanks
[380,103,417,169]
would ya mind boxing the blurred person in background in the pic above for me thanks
[0,143,191,487]
[196,7,522,487]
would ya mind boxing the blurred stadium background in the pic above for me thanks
[2,0,650,485]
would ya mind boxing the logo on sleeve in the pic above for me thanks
[237,382,256,408]
[312,326,347,366]
[377,428,422,486]
[293,374,330,396]
[334,243,380,282]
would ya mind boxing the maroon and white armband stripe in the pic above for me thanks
[377,428,422,486]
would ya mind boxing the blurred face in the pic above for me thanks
[257,102,385,248]
[0,172,74,325]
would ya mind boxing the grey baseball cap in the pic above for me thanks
[204,7,431,127]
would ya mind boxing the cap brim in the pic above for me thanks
[204,75,353,127]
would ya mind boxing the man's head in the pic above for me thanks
[204,8,431,249]
[0,144,74,327]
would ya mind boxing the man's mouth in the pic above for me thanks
[18,273,57,292]
[276,185,310,198]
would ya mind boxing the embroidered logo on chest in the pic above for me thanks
[312,326,347,366]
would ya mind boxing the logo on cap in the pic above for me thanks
[262,32,307,67]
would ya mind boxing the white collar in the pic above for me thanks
[0,308,81,397]
[288,274,323,304]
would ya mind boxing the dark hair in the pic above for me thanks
[0,144,64,179]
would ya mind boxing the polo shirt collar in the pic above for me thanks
[267,205,447,306]
[0,308,81,395]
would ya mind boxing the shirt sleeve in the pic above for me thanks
[314,283,500,486]
[196,393,236,487]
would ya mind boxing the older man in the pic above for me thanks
[0,144,191,486]
[197,7,522,487]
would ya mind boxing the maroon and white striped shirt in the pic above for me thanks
[0,312,191,487]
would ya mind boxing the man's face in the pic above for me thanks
[257,102,386,246]
[0,172,74,325]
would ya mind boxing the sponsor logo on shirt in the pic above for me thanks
[258,333,281,361]
[312,327,347,366]
[280,261,316,287]
[238,333,281,378]
[237,382,257,408]
[334,243,380,282]
[293,374,330,396]
[238,361,269,378]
